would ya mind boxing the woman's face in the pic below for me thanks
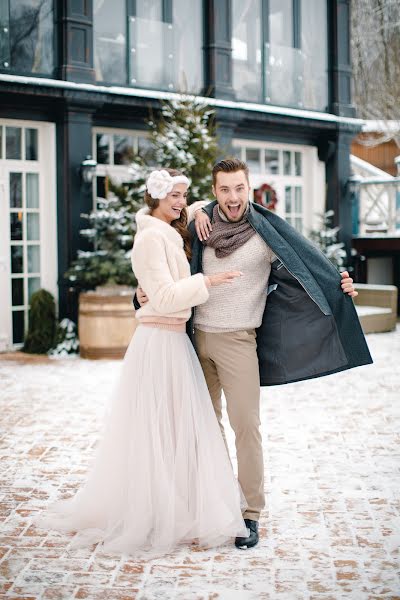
[152,183,189,224]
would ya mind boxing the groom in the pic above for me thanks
[136,158,371,549]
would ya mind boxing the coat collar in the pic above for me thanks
[135,206,184,248]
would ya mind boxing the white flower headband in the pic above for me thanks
[146,169,190,200]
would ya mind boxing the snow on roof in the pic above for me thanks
[350,154,394,179]
[361,120,400,133]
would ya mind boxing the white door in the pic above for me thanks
[0,120,57,350]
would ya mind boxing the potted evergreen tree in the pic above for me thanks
[66,175,146,359]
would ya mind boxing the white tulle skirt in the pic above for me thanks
[36,325,247,557]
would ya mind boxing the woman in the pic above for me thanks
[36,169,247,556]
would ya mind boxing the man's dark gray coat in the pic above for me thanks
[187,200,372,386]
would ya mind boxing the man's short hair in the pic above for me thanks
[212,158,250,186]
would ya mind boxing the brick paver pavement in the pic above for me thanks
[0,327,399,600]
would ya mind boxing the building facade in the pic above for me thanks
[0,0,360,350]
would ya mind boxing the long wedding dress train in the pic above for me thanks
[36,326,247,556]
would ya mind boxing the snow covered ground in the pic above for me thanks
[0,326,399,599]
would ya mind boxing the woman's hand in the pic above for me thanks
[194,210,213,241]
[205,271,243,287]
[137,285,149,306]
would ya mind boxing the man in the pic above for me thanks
[136,158,372,549]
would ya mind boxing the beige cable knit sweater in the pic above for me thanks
[194,205,276,332]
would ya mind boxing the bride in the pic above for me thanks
[36,168,247,556]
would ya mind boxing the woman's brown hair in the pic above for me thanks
[144,168,192,261]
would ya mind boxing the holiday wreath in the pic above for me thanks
[254,183,278,211]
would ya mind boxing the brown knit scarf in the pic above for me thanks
[203,204,256,258]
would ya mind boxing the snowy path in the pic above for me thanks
[0,327,399,599]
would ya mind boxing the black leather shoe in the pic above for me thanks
[235,519,259,549]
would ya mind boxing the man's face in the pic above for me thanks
[212,170,250,222]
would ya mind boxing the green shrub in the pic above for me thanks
[23,289,56,354]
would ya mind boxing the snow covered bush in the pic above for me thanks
[48,319,79,357]
[308,210,347,270]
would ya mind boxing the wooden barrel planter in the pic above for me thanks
[78,287,137,359]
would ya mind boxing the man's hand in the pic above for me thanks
[137,285,149,306]
[194,210,212,241]
[340,271,358,298]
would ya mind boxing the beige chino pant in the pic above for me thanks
[195,328,265,521]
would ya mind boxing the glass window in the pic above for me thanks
[295,186,302,212]
[246,148,261,173]
[114,135,134,165]
[10,213,23,241]
[25,129,38,161]
[172,0,203,93]
[11,246,23,273]
[6,128,21,160]
[265,149,279,174]
[301,0,328,111]
[27,214,40,241]
[269,0,294,47]
[12,278,24,307]
[12,310,25,344]
[28,277,41,302]
[96,134,110,164]
[285,186,292,213]
[94,0,127,84]
[283,151,292,176]
[129,17,174,89]
[10,173,22,208]
[232,0,262,102]
[9,0,54,74]
[294,152,302,176]
[28,245,40,273]
[136,0,162,20]
[26,174,39,208]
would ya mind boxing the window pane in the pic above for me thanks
[301,0,328,111]
[25,129,38,160]
[12,310,25,344]
[138,136,155,163]
[96,175,107,200]
[173,0,203,93]
[269,0,294,47]
[283,151,292,175]
[28,277,41,301]
[295,187,302,212]
[295,217,302,232]
[94,0,126,84]
[28,245,40,273]
[26,173,39,208]
[114,135,134,165]
[294,152,302,176]
[246,148,261,173]
[136,0,162,20]
[10,0,54,74]
[96,134,110,164]
[10,213,23,241]
[285,186,292,213]
[265,149,279,174]
[27,213,40,241]
[0,126,2,158]
[232,0,262,102]
[12,278,24,307]
[129,17,174,89]
[11,246,23,273]
[6,127,21,159]
[10,173,22,207]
